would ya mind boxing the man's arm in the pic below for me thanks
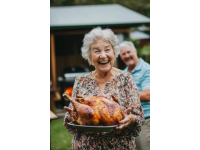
[140,65,150,102]
[139,89,150,102]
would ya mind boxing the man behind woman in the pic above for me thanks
[119,41,150,150]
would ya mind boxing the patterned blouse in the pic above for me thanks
[64,71,144,150]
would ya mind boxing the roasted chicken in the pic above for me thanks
[63,92,124,126]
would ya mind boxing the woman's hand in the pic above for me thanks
[63,106,76,125]
[116,107,136,130]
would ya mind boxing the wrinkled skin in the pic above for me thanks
[63,92,125,126]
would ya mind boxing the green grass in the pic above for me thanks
[50,118,73,150]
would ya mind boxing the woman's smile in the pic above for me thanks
[90,39,115,73]
[98,59,110,65]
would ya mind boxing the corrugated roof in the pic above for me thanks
[50,4,150,29]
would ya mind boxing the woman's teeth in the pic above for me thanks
[98,60,109,64]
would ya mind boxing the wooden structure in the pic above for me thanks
[50,110,58,120]
[130,30,150,47]
[50,4,150,88]
[50,87,61,112]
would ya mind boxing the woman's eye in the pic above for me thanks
[94,51,100,53]
[106,49,110,52]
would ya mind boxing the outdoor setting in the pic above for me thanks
[50,0,150,150]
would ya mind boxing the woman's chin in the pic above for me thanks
[97,65,112,73]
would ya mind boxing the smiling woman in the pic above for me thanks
[63,27,144,150]
[90,39,115,78]
[81,27,120,65]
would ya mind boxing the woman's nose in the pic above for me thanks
[100,52,106,58]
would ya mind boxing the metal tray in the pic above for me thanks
[67,122,118,132]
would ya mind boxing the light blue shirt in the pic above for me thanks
[124,58,150,119]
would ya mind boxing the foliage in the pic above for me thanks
[50,0,150,18]
[50,118,73,150]
[140,45,150,63]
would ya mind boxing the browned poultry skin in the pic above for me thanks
[63,92,124,126]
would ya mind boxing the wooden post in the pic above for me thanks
[50,34,57,88]
[126,28,131,39]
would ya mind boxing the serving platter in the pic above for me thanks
[67,122,118,132]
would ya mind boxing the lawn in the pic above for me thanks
[50,118,73,150]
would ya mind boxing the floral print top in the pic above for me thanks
[64,71,144,150]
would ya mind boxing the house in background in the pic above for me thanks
[50,4,150,89]
[130,30,150,47]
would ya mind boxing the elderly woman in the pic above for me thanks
[64,27,144,150]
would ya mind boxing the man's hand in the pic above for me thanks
[139,89,150,101]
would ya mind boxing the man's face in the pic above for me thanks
[120,45,136,66]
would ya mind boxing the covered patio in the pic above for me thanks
[50,4,150,111]
[50,4,150,89]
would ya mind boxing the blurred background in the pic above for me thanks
[50,1,150,149]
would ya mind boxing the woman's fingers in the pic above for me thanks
[120,114,133,124]
[63,106,76,121]
[63,106,74,116]
[119,108,132,124]
[124,107,132,115]
[63,106,73,113]
[116,108,134,130]
[116,121,130,129]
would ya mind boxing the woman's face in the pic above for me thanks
[90,39,115,73]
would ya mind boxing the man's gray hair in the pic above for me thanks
[81,27,120,65]
[119,41,136,53]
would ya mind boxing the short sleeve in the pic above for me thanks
[141,68,150,90]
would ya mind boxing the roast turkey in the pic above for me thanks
[63,92,124,126]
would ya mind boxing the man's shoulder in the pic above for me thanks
[123,67,128,72]
[119,70,131,77]
[140,59,150,71]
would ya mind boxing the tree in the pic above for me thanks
[50,0,150,18]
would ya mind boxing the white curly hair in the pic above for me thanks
[81,27,120,65]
